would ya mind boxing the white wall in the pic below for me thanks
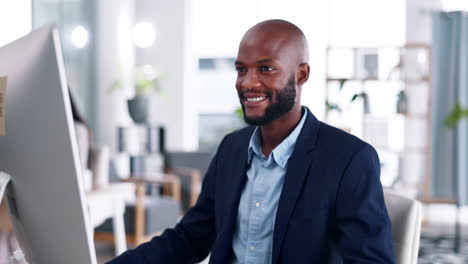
[443,0,468,11]
[192,0,258,58]
[96,0,134,150]
[328,0,406,47]
[0,0,31,47]
[135,0,197,151]
[406,0,443,43]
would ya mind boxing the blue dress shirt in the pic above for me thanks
[232,109,307,264]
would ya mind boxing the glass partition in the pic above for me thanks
[33,0,97,132]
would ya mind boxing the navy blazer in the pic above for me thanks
[108,108,395,264]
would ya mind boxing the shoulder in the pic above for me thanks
[288,108,375,159]
[213,126,254,157]
[222,125,255,145]
[314,121,378,162]
[318,122,367,149]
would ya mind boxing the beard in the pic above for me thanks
[240,75,296,126]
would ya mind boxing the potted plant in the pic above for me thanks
[326,79,370,114]
[111,65,165,124]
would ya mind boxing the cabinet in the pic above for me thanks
[325,44,432,197]
[114,125,165,178]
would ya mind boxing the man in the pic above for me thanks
[108,19,395,264]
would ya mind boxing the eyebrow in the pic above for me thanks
[234,59,275,65]
[257,59,274,64]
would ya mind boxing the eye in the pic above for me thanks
[235,66,246,73]
[259,65,274,72]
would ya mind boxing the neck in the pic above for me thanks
[259,105,302,157]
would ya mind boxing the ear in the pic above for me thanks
[296,63,310,86]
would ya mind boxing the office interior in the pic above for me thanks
[1,0,468,263]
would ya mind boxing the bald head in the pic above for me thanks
[240,19,309,64]
[235,19,310,127]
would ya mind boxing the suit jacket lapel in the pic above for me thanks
[272,109,320,264]
[223,128,253,235]
[212,128,253,263]
[221,161,248,239]
[214,164,248,262]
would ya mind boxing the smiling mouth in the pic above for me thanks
[245,96,267,102]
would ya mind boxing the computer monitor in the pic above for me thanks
[0,24,97,264]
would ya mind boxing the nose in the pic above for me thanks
[239,71,261,90]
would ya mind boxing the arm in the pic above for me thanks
[335,144,395,264]
[107,143,222,264]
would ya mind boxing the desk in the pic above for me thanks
[86,183,134,255]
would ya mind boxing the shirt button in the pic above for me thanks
[250,246,256,251]
[255,202,261,208]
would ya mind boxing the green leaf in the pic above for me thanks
[444,103,468,128]
[351,94,362,102]
[338,78,348,91]
[235,107,244,120]
[326,100,342,112]
[109,65,167,97]
[107,80,122,93]
[351,92,367,102]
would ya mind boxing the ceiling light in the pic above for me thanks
[133,22,155,48]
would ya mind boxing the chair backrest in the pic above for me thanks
[384,190,423,264]
[164,151,214,211]
[164,151,214,177]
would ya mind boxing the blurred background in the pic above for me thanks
[1,0,468,263]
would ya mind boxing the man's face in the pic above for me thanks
[239,75,296,125]
[235,33,299,126]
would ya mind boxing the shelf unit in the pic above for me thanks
[115,125,165,178]
[325,44,432,197]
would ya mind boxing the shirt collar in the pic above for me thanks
[247,107,308,168]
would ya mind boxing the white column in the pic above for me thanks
[135,0,197,151]
[95,0,134,150]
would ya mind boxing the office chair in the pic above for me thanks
[384,190,423,264]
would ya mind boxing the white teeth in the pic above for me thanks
[246,96,266,102]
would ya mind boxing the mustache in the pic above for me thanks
[238,90,272,98]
